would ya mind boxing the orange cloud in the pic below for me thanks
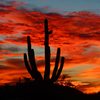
[75,66,100,80]
[0,68,30,86]
[1,0,100,94]
[77,82,100,94]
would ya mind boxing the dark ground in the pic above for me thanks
[0,81,100,100]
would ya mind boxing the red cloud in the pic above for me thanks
[0,68,30,86]
[1,1,100,94]
[12,1,26,7]
[41,6,67,14]
[85,6,92,8]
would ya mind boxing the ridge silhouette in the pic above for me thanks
[24,19,64,84]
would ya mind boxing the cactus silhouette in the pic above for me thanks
[24,19,64,84]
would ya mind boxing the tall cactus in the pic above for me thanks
[24,19,64,84]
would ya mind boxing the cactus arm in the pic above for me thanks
[24,36,43,81]
[30,49,37,71]
[53,57,64,82]
[27,36,37,71]
[24,53,32,74]
[57,57,64,76]
[30,49,43,81]
[51,48,60,80]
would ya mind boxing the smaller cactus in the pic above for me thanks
[24,19,64,84]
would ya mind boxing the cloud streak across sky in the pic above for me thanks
[0,0,100,94]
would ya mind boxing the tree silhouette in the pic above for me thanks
[24,19,64,84]
[66,80,76,88]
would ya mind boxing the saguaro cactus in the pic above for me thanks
[24,19,64,84]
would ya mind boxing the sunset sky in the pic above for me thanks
[0,0,100,94]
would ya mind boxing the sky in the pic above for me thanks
[0,0,100,94]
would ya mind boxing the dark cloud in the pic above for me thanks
[4,58,25,68]
[0,64,13,70]
[5,47,19,52]
[79,33,94,38]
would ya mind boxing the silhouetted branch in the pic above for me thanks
[24,19,64,84]
[24,37,43,82]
